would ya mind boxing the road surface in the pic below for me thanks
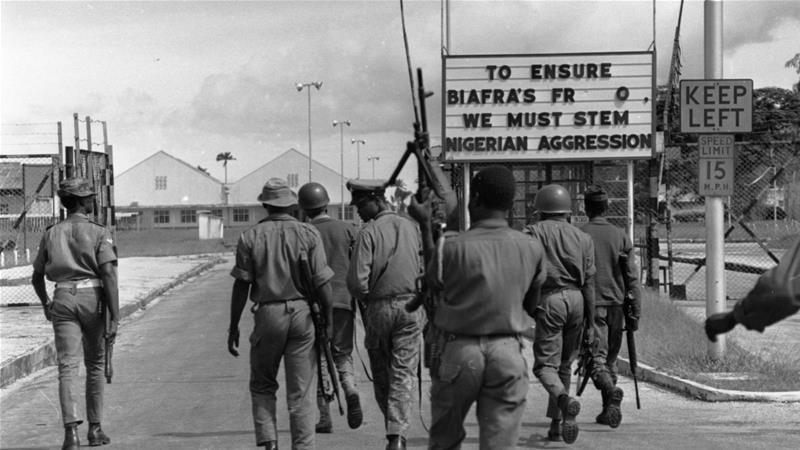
[2,263,798,449]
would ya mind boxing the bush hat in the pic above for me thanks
[346,179,386,205]
[257,178,297,207]
[57,177,95,198]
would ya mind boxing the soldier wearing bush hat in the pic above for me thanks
[31,176,118,449]
[229,176,335,450]
[346,177,423,450]
[525,184,596,445]
[580,184,639,430]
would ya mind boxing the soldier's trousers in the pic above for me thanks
[330,307,356,395]
[249,300,317,449]
[428,334,528,450]
[51,286,106,426]
[363,296,423,436]
[592,305,625,386]
[532,289,584,420]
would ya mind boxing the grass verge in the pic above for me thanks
[623,289,800,392]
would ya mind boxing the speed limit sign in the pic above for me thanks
[698,134,734,196]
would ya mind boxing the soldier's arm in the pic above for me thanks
[99,262,119,322]
[32,270,49,306]
[523,242,547,317]
[229,279,250,332]
[581,238,596,326]
[347,231,372,300]
[622,237,642,317]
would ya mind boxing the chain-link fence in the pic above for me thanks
[657,139,800,301]
[0,155,60,305]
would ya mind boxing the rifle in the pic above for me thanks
[575,322,595,397]
[104,307,114,383]
[299,255,344,416]
[620,254,642,409]
[389,68,456,318]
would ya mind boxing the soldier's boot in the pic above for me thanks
[257,441,278,450]
[345,391,363,429]
[547,419,561,441]
[385,434,406,450]
[62,423,80,450]
[557,394,581,445]
[596,389,611,425]
[604,386,624,429]
[315,397,332,433]
[87,423,111,446]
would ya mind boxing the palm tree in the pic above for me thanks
[216,152,236,183]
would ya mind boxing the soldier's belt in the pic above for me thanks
[55,278,102,289]
[367,293,418,302]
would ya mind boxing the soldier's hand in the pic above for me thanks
[704,312,736,342]
[228,327,240,357]
[105,320,118,344]
[408,192,433,225]
[42,300,53,322]
[626,315,639,332]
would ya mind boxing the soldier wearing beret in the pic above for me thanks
[524,184,595,445]
[228,178,335,450]
[32,177,119,450]
[580,185,639,429]
[345,179,424,450]
[409,166,547,449]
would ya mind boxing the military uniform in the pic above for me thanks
[308,213,362,429]
[524,184,596,444]
[346,179,424,447]
[426,216,547,450]
[229,179,334,449]
[32,177,117,449]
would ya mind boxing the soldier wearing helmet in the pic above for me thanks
[297,182,363,433]
[31,177,119,449]
[580,185,639,429]
[524,183,596,445]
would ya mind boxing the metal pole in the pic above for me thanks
[73,113,80,175]
[705,0,726,359]
[340,125,344,220]
[307,89,312,182]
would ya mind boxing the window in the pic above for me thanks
[180,209,197,223]
[211,208,223,218]
[233,208,249,223]
[287,173,299,188]
[0,203,8,215]
[153,209,170,224]
[155,176,167,190]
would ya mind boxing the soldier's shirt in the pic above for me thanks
[580,216,640,306]
[347,210,422,301]
[231,213,333,302]
[429,218,547,336]
[310,215,357,310]
[33,213,116,281]
[734,237,800,331]
[524,218,595,293]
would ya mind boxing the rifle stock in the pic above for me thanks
[104,310,113,384]
[299,256,344,416]
[624,301,641,409]
[574,322,594,397]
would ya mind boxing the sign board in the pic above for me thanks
[680,79,752,133]
[442,52,655,162]
[698,134,735,196]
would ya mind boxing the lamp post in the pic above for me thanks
[296,81,322,182]
[367,155,380,178]
[333,119,351,220]
[351,138,365,179]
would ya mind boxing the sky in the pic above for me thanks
[1,0,798,185]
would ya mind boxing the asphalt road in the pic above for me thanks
[2,263,799,450]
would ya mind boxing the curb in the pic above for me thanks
[617,359,800,402]
[0,257,226,388]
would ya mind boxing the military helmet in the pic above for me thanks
[534,184,572,214]
[298,182,330,210]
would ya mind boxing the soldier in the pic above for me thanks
[227,178,335,450]
[297,182,363,433]
[705,236,800,340]
[31,177,119,450]
[408,166,547,449]
[345,179,424,450]
[524,184,596,445]
[579,185,639,428]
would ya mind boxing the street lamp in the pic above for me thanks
[296,81,322,182]
[367,155,380,178]
[351,138,365,179]
[333,119,351,220]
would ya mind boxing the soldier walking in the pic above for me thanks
[297,182,363,432]
[31,177,118,450]
[524,184,596,445]
[345,179,424,450]
[409,166,547,450]
[227,178,335,450]
[580,185,640,428]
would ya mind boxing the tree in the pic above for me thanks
[215,152,236,183]
[786,53,800,93]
